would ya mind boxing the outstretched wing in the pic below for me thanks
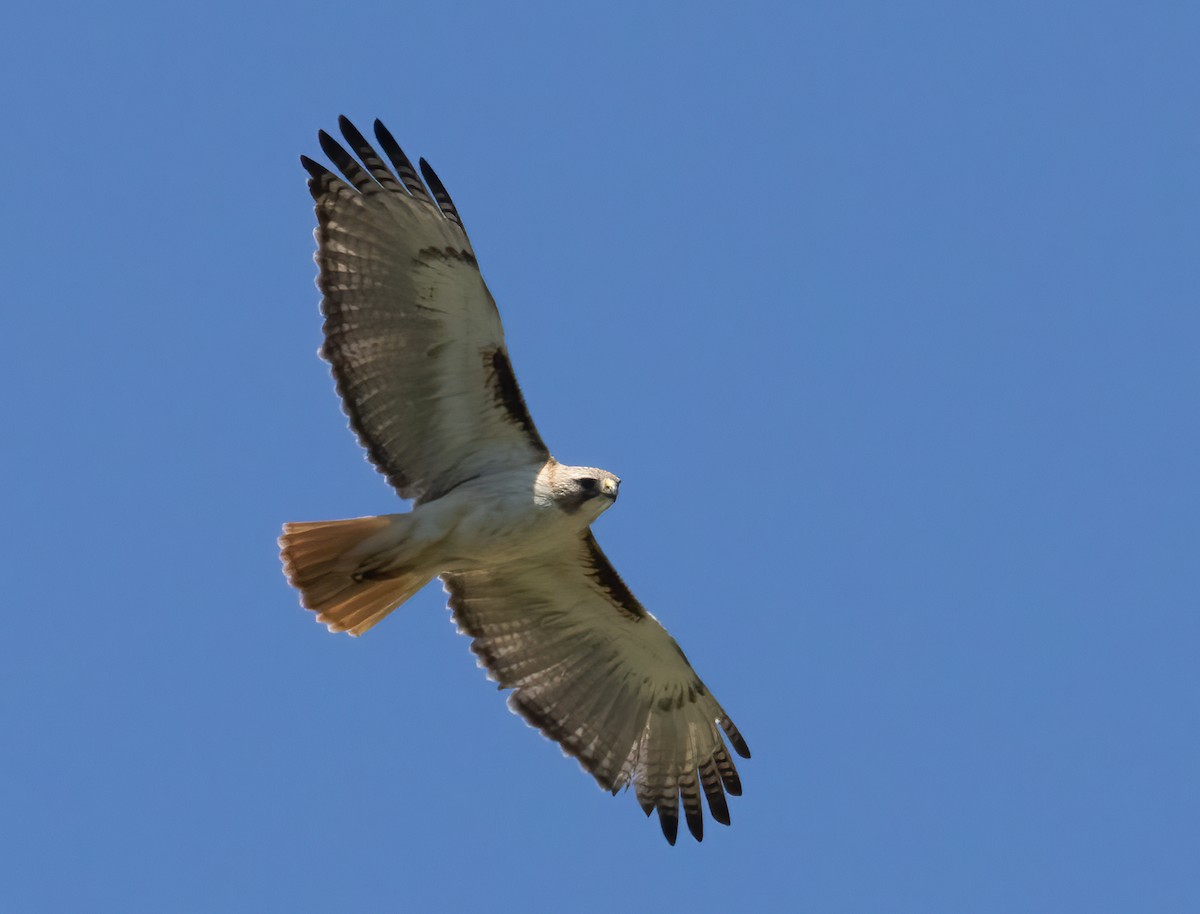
[442,532,751,844]
[302,117,549,503]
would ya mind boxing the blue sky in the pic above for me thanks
[3,2,1197,911]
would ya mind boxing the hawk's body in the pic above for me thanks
[280,117,750,844]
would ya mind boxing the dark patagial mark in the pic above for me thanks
[483,348,548,453]
[582,533,647,622]
[418,245,477,266]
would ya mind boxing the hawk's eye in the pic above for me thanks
[578,478,598,493]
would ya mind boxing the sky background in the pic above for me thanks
[3,2,1198,911]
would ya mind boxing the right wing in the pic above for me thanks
[442,532,750,844]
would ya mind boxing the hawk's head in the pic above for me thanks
[541,462,620,519]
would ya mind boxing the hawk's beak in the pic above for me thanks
[601,477,619,498]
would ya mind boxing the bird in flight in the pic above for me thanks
[280,117,750,843]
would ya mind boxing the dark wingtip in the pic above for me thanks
[373,119,435,204]
[418,157,436,189]
[685,811,704,842]
[317,129,341,163]
[722,717,751,758]
[299,155,333,198]
[418,156,464,228]
[373,119,400,154]
[708,793,731,826]
[659,809,679,845]
[337,116,373,158]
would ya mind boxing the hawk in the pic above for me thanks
[280,117,750,843]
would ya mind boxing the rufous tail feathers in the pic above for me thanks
[279,516,432,637]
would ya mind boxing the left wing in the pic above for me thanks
[301,117,549,504]
[442,532,750,844]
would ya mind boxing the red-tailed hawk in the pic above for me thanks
[280,117,750,843]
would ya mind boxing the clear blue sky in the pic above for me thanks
[4,2,1197,911]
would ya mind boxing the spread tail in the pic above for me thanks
[279,515,433,637]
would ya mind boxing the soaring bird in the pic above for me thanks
[280,117,750,843]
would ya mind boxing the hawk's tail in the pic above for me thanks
[279,516,433,637]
